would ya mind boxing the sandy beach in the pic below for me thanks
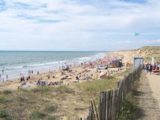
[0,46,159,119]
[0,0,159,118]
[1,46,149,91]
[0,51,130,119]
[0,52,126,91]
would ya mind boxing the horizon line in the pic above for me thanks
[0,50,109,52]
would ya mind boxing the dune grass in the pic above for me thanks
[76,76,118,106]
[0,72,126,120]
[77,76,117,94]
[139,46,160,62]
[0,86,74,120]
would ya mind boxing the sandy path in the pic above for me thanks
[147,73,160,107]
[135,71,160,120]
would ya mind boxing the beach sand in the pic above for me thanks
[0,46,158,119]
[0,50,139,120]
[0,52,127,91]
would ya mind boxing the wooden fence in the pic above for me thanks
[79,67,142,120]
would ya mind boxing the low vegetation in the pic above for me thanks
[0,69,130,120]
[77,76,116,93]
[117,71,140,120]
[0,79,116,119]
[117,92,137,120]
[138,46,160,62]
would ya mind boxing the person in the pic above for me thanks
[1,75,5,82]
[76,76,79,80]
[26,76,30,81]
[2,69,4,75]
[146,63,149,73]
[20,76,25,83]
[6,74,8,80]
[47,75,50,79]
[37,79,41,85]
[149,64,152,74]
[143,64,147,72]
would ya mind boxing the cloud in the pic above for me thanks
[0,0,159,50]
[146,39,160,43]
[121,0,147,4]
[16,14,63,23]
[12,2,47,10]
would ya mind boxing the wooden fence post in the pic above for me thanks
[84,67,142,120]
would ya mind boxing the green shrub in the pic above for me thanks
[77,77,116,94]
[47,116,56,120]
[3,90,12,95]
[0,97,8,104]
[117,93,137,120]
[17,96,28,103]
[44,105,57,113]
[55,86,74,94]
[30,111,46,120]
[0,110,12,120]
[33,87,50,93]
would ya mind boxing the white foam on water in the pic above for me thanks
[0,52,106,81]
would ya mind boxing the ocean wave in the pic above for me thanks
[22,61,60,68]
[2,52,106,74]
[5,60,67,71]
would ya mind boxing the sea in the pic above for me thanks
[0,51,105,80]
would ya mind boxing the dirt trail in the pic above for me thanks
[135,71,160,120]
[147,73,160,107]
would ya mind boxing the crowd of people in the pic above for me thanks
[143,63,160,74]
[1,54,160,90]
[0,55,124,89]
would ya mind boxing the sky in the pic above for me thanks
[0,0,160,51]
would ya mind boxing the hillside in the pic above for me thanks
[137,46,160,62]
[112,46,160,64]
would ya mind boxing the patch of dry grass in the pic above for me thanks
[139,46,160,62]
[0,86,74,120]
[0,70,129,120]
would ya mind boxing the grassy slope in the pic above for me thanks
[138,46,160,62]
[1,46,157,120]
[0,79,117,120]
[0,69,130,120]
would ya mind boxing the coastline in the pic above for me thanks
[0,52,125,90]
[1,46,154,119]
[0,52,105,81]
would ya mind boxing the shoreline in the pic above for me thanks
[0,46,159,119]
[0,52,106,81]
[0,52,125,90]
